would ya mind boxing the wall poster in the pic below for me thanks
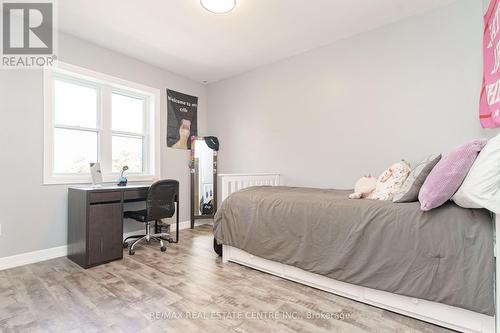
[167,89,198,149]
[481,0,500,128]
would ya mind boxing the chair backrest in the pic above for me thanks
[146,179,179,221]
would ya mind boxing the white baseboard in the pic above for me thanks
[173,220,196,231]
[0,245,68,271]
[123,219,211,238]
[0,220,213,271]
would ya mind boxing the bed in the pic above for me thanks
[214,173,498,333]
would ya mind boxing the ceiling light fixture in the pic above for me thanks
[200,0,236,14]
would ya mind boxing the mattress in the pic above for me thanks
[214,186,494,315]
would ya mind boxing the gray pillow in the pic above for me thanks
[393,154,441,203]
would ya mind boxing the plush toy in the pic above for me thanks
[349,176,377,199]
[371,160,411,201]
[349,160,411,201]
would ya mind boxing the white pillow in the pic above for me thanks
[452,134,500,213]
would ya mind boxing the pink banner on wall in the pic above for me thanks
[481,0,500,128]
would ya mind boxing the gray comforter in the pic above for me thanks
[214,186,494,315]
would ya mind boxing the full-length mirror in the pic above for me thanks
[190,136,219,228]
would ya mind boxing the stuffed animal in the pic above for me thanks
[349,176,377,199]
[349,160,411,201]
[371,160,411,200]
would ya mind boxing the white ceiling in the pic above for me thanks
[58,0,457,83]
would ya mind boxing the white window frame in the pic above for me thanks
[43,62,161,185]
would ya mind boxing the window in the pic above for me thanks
[111,93,145,173]
[44,62,160,184]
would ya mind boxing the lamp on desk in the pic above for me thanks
[117,165,129,187]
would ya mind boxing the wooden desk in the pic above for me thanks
[68,185,150,268]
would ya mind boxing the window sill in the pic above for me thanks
[43,174,158,186]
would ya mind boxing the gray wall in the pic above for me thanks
[208,0,500,190]
[1,0,497,259]
[0,33,207,258]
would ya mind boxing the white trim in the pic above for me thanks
[43,62,161,185]
[171,220,211,231]
[0,220,212,271]
[122,220,211,240]
[52,62,161,95]
[223,245,495,333]
[0,246,68,271]
[219,173,281,201]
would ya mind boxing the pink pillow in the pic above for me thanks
[418,139,487,211]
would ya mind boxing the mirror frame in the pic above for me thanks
[190,136,218,228]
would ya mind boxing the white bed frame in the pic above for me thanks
[219,173,498,333]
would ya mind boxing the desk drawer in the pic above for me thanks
[89,191,122,204]
[123,189,148,201]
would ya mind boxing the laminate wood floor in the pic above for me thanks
[0,224,455,333]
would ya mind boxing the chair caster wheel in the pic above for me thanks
[161,246,167,252]
[123,242,128,249]
[129,249,135,255]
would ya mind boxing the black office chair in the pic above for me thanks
[123,179,179,255]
